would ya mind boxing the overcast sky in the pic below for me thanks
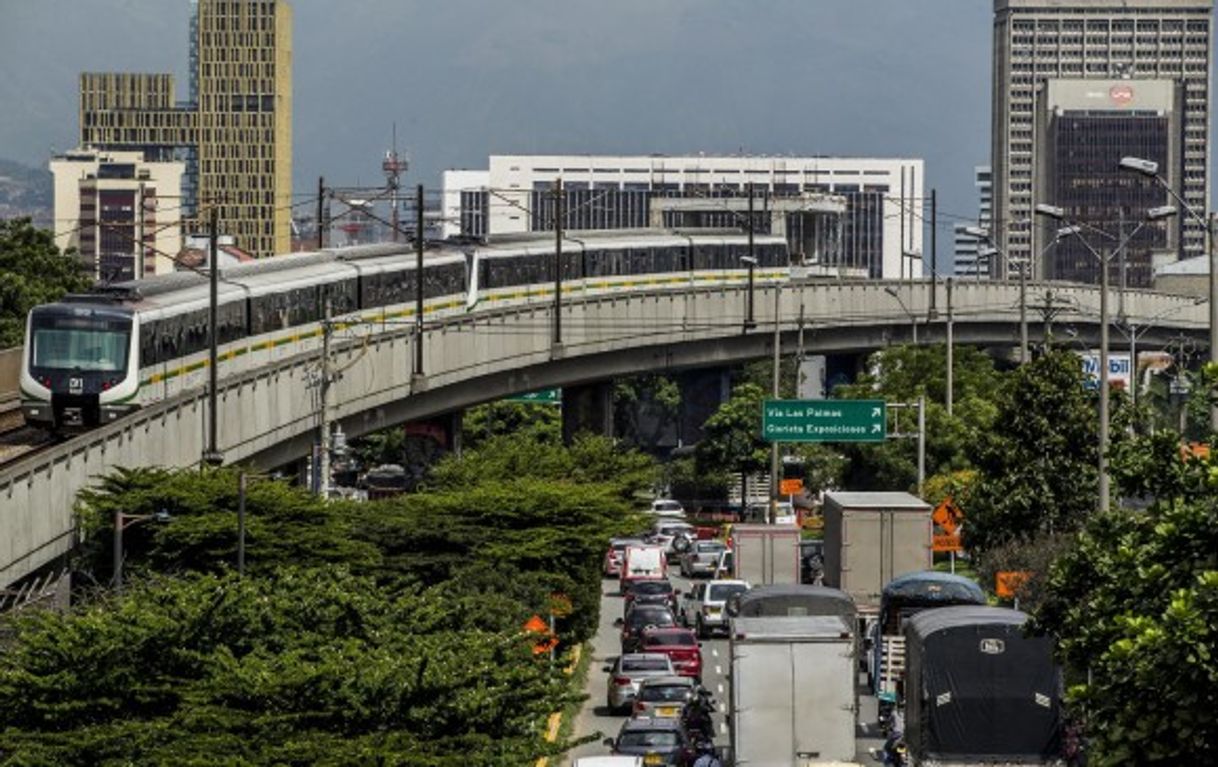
[5,1,1006,258]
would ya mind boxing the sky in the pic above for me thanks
[1,0,1001,262]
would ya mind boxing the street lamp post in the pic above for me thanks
[884,286,918,345]
[1035,202,1177,514]
[1120,156,1216,432]
[113,510,169,593]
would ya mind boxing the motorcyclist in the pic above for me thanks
[881,707,906,767]
[691,740,722,767]
[682,687,716,743]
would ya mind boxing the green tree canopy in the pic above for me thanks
[0,217,91,347]
[695,382,769,484]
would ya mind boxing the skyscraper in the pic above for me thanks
[954,166,993,278]
[991,0,1211,280]
[79,0,292,260]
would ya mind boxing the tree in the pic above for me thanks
[0,217,91,347]
[613,373,681,451]
[695,382,769,498]
[1034,493,1218,764]
[462,400,561,450]
[964,350,1099,554]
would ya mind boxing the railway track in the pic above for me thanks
[0,402,56,466]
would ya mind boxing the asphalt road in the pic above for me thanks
[563,566,887,765]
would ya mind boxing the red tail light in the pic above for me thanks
[613,676,632,687]
[101,381,111,391]
[39,376,51,387]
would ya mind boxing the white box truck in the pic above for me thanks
[730,615,857,766]
[729,523,801,586]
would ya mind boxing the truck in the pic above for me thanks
[730,615,857,765]
[728,523,801,586]
[821,491,932,608]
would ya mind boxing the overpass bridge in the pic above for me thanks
[0,278,1207,588]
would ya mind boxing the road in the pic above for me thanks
[564,564,887,765]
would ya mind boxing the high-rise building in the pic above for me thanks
[79,0,292,260]
[50,148,185,281]
[991,0,1211,281]
[442,154,925,280]
[954,166,994,278]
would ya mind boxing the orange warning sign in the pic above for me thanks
[995,571,1031,599]
[780,478,804,496]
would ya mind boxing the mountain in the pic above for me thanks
[0,158,54,227]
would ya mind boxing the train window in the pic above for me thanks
[320,278,358,315]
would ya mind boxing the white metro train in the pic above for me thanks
[20,229,789,433]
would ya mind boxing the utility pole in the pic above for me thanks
[316,176,326,250]
[747,182,756,330]
[770,277,781,524]
[946,278,954,417]
[136,183,145,277]
[414,183,425,378]
[112,508,124,593]
[1044,289,1055,348]
[1098,249,1111,514]
[1019,256,1029,364]
[929,188,938,318]
[316,299,333,497]
[917,395,926,496]
[237,472,247,575]
[204,206,222,466]
[554,177,564,346]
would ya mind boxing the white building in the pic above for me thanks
[954,166,993,279]
[442,154,924,280]
[50,147,184,280]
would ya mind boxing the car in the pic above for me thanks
[605,537,646,578]
[651,520,695,561]
[603,716,696,767]
[678,540,728,578]
[604,653,675,714]
[631,675,698,719]
[680,579,750,638]
[710,548,734,580]
[572,757,644,767]
[638,627,703,681]
[623,579,679,615]
[649,499,686,518]
[619,604,678,654]
[620,545,668,594]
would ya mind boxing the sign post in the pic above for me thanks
[761,399,887,443]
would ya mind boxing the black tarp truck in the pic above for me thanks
[903,606,1063,766]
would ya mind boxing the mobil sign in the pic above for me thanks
[1080,352,1131,390]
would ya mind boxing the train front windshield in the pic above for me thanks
[30,313,131,373]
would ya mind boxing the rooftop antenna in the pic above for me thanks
[383,123,408,242]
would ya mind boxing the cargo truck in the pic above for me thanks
[730,615,857,766]
[727,523,801,586]
[821,491,932,608]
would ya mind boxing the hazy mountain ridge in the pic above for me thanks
[0,158,54,227]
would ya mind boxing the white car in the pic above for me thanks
[572,757,644,767]
[681,579,750,638]
[651,520,695,560]
[649,499,686,518]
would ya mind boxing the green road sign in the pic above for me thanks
[505,388,561,404]
[762,399,887,442]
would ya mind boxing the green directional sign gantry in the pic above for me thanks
[761,399,887,443]
[505,388,561,405]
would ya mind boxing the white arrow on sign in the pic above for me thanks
[871,424,883,433]
[871,407,882,417]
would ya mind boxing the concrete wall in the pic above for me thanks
[0,347,21,404]
[0,280,1207,587]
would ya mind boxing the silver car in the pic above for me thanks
[678,540,727,578]
[631,675,698,719]
[681,579,750,638]
[604,653,675,713]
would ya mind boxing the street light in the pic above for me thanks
[113,509,170,593]
[884,286,918,345]
[1035,203,1178,514]
[1112,296,1207,413]
[741,256,758,332]
[1120,155,1217,432]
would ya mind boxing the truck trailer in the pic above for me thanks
[821,491,932,608]
[728,523,801,586]
[730,615,857,765]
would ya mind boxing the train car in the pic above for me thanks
[20,229,788,433]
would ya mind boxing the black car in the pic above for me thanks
[619,605,678,654]
[624,579,679,615]
[603,716,695,766]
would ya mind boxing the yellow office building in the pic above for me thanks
[80,0,292,260]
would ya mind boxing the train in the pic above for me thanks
[20,229,790,433]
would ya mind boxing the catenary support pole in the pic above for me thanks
[1099,250,1111,514]
[555,177,563,346]
[415,183,424,376]
[316,176,325,250]
[205,206,221,465]
[1209,216,1217,432]
[237,472,247,575]
[929,188,938,318]
[946,278,954,417]
[1019,257,1029,364]
[917,396,926,497]
[317,300,332,498]
[770,277,781,524]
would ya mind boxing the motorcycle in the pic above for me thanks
[681,687,717,744]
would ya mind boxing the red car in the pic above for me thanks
[638,627,703,681]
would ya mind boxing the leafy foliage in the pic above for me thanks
[695,382,769,481]
[0,217,91,347]
[1034,494,1218,764]
[963,351,1099,553]
[462,400,561,450]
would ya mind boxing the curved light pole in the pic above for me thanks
[1120,156,1217,432]
[884,286,918,345]
[1113,296,1208,413]
[1035,203,1177,514]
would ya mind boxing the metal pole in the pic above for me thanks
[1129,325,1138,415]
[946,279,954,417]
[1099,250,1111,514]
[929,188,937,317]
[316,176,325,250]
[1044,289,1054,348]
[113,510,123,593]
[912,313,918,346]
[745,262,756,331]
[1209,215,1217,432]
[318,300,332,498]
[415,183,424,376]
[747,183,756,331]
[555,177,563,346]
[1019,259,1029,364]
[917,396,926,497]
[237,471,247,575]
[205,206,221,465]
[770,279,781,524]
